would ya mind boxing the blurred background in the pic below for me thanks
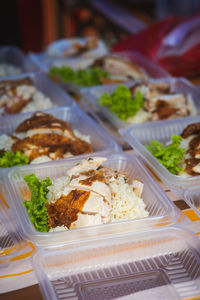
[1,0,200,53]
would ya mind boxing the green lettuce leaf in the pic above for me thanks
[0,151,29,168]
[145,135,186,175]
[24,174,52,232]
[49,66,109,87]
[98,84,144,121]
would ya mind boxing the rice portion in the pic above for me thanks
[0,134,15,151]
[73,129,91,143]
[30,155,52,164]
[47,176,71,203]
[0,64,21,76]
[21,90,54,113]
[109,176,149,222]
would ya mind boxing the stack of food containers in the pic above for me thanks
[0,43,199,300]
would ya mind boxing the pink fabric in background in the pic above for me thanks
[113,15,200,77]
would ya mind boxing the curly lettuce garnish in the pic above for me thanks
[145,135,185,175]
[0,151,29,168]
[24,174,52,232]
[49,66,110,87]
[98,84,144,121]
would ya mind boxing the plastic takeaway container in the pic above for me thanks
[29,51,170,96]
[0,46,39,75]
[0,72,75,116]
[82,77,200,130]
[29,37,108,72]
[3,153,179,247]
[0,105,120,174]
[120,115,200,194]
[0,185,28,265]
[183,187,200,218]
[32,226,200,300]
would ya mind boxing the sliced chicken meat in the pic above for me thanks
[92,55,147,81]
[6,112,92,163]
[46,157,146,230]
[0,78,36,114]
[179,122,200,176]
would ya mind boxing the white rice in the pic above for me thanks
[73,129,91,143]
[21,90,54,113]
[47,176,71,203]
[0,134,15,151]
[50,225,68,232]
[109,176,149,222]
[0,64,21,76]
[30,155,52,164]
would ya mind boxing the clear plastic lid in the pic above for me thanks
[3,153,179,247]
[183,188,200,218]
[32,226,200,300]
[0,180,26,265]
[120,115,200,194]
[82,77,200,130]
[0,105,120,173]
[0,72,75,117]
[0,46,39,75]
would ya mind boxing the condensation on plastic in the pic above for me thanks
[0,46,39,75]
[3,153,179,247]
[82,77,200,130]
[0,72,75,117]
[120,115,200,194]
[183,188,200,218]
[32,226,200,300]
[0,105,120,176]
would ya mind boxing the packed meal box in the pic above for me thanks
[3,153,178,246]
[0,106,119,168]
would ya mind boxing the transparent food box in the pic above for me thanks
[183,188,200,218]
[0,72,75,117]
[29,38,108,72]
[32,226,200,300]
[29,51,170,96]
[0,105,120,175]
[0,183,28,266]
[3,153,179,247]
[81,77,200,131]
[0,46,39,75]
[120,115,200,194]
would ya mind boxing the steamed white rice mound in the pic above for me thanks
[0,134,15,151]
[109,176,149,222]
[21,90,54,113]
[0,64,21,76]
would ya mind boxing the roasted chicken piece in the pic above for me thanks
[92,55,147,81]
[11,112,92,162]
[179,122,200,176]
[0,78,35,114]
